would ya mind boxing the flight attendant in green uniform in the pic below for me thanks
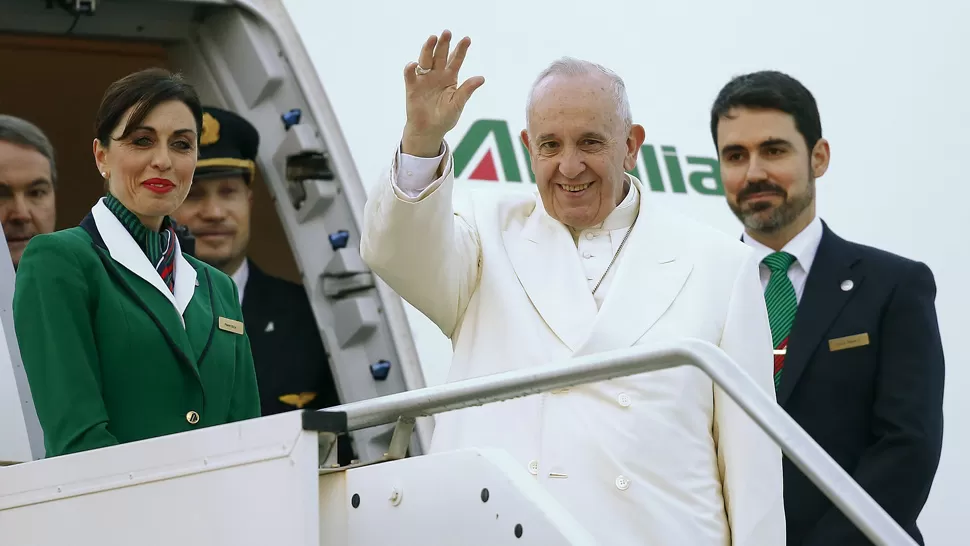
[13,68,261,458]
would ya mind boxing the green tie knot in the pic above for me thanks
[763,251,797,274]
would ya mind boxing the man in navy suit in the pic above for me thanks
[709,71,945,545]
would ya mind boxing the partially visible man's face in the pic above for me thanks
[0,140,56,268]
[172,175,252,274]
[521,74,644,230]
[716,107,828,234]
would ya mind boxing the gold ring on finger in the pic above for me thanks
[415,65,431,76]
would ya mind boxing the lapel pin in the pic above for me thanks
[265,321,275,333]
[840,279,854,292]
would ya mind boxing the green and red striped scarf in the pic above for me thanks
[104,193,177,293]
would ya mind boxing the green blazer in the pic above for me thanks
[13,201,261,458]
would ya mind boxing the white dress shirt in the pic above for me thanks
[229,258,249,306]
[397,147,638,309]
[742,215,823,304]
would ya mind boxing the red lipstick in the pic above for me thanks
[142,178,175,194]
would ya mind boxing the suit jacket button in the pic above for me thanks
[186,411,200,425]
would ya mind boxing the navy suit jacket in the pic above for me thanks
[241,259,353,464]
[780,221,945,545]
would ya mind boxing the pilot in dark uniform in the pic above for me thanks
[171,106,351,461]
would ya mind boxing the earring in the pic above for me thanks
[101,171,108,178]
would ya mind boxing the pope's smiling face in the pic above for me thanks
[521,73,644,231]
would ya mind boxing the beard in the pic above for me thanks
[728,177,815,234]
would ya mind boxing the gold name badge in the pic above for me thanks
[829,333,869,352]
[218,317,245,335]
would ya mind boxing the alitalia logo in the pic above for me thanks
[453,119,724,196]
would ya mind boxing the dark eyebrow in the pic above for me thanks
[0,180,51,192]
[720,138,795,157]
[760,138,794,149]
[719,143,747,157]
[129,126,197,138]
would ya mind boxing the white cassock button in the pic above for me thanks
[615,475,630,491]
[528,460,539,475]
[617,392,631,407]
[841,279,854,291]
[406,170,414,177]
[585,232,595,240]
[583,251,592,259]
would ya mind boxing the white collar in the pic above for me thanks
[91,198,197,325]
[230,259,249,306]
[600,178,639,231]
[743,215,824,274]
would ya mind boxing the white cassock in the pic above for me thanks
[360,143,786,545]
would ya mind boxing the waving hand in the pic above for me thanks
[402,30,485,158]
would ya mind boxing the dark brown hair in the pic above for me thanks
[710,70,822,152]
[94,67,204,146]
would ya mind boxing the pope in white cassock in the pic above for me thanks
[361,30,786,545]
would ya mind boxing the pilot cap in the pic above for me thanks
[195,106,259,184]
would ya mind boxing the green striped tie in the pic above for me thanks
[763,252,798,390]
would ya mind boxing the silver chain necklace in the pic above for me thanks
[592,215,638,295]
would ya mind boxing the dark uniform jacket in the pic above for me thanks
[239,259,351,462]
[781,222,945,545]
[13,199,260,457]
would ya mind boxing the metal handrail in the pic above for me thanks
[315,338,915,546]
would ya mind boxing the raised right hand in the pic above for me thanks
[401,30,485,157]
